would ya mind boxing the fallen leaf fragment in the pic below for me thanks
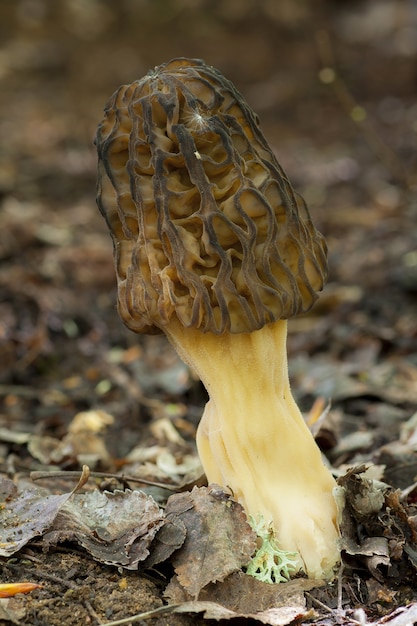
[43,489,166,569]
[100,603,181,626]
[0,597,26,625]
[338,465,417,587]
[173,601,313,626]
[142,515,187,567]
[366,578,397,606]
[370,602,417,626]
[27,410,114,467]
[166,485,257,597]
[0,583,42,598]
[0,478,73,557]
[0,427,31,445]
[166,574,321,625]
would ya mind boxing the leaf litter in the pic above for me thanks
[3,464,417,624]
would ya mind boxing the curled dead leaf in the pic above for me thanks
[43,489,165,569]
[0,478,73,557]
[166,572,322,625]
[166,485,257,597]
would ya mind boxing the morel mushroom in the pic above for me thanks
[95,58,340,579]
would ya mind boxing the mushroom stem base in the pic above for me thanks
[164,317,340,580]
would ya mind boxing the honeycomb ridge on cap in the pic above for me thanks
[96,57,327,334]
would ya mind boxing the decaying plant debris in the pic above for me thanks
[1,1,416,625]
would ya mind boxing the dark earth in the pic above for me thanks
[1,1,416,625]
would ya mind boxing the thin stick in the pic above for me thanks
[5,563,77,590]
[99,604,180,625]
[337,562,345,611]
[85,600,104,625]
[305,591,333,615]
[30,468,182,492]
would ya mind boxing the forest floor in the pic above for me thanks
[0,1,416,625]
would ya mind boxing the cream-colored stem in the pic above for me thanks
[164,317,340,579]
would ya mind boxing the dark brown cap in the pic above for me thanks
[96,58,327,334]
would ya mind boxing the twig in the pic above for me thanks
[85,600,104,625]
[400,481,417,501]
[337,562,345,611]
[99,604,180,625]
[305,591,334,616]
[5,563,77,590]
[30,468,182,492]
[306,590,364,626]
[0,384,44,399]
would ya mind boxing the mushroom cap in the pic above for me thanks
[96,57,327,334]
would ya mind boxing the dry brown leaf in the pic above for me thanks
[338,466,417,583]
[43,489,165,569]
[0,478,73,557]
[339,466,387,521]
[166,572,321,625]
[174,601,312,625]
[371,603,417,626]
[166,485,257,597]
[376,441,417,490]
[291,355,417,406]
[0,597,26,626]
[27,410,114,467]
[142,516,187,567]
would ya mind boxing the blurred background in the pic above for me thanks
[0,0,416,458]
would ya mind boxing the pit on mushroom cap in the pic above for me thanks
[96,57,340,580]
